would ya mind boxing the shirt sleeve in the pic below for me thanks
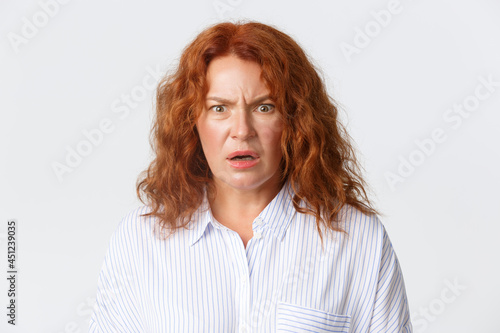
[89,216,146,332]
[368,224,413,333]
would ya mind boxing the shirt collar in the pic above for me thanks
[255,179,296,241]
[188,179,297,246]
[188,193,212,246]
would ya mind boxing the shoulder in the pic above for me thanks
[326,204,390,252]
[109,205,158,249]
[111,205,198,248]
[340,204,385,233]
[115,205,153,231]
[122,205,155,224]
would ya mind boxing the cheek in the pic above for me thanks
[260,121,283,152]
[197,121,223,157]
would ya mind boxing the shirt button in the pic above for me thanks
[254,218,263,226]
[253,231,262,239]
[239,324,249,333]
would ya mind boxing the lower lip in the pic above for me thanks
[227,157,259,169]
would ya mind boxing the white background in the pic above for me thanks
[1,0,499,332]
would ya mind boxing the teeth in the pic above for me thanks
[232,155,254,161]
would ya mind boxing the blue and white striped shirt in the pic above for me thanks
[89,180,412,332]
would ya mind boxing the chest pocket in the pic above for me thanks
[276,301,351,333]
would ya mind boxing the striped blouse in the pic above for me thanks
[89,180,413,332]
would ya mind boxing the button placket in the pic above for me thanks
[252,217,264,240]
[231,230,252,332]
[239,323,250,333]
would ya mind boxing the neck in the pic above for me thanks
[208,177,283,231]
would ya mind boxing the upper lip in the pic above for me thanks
[227,150,259,159]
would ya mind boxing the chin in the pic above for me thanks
[227,175,277,191]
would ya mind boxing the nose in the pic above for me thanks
[230,110,256,141]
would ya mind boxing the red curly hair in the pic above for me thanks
[137,21,378,240]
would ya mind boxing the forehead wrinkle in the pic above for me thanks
[205,55,269,106]
[206,94,271,106]
[205,77,270,106]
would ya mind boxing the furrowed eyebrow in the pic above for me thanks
[206,95,272,105]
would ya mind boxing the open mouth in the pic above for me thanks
[227,151,259,168]
[229,155,256,161]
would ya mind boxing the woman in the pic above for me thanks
[90,21,412,332]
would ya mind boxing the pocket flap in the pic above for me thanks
[276,301,351,333]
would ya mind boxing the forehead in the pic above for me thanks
[205,55,268,98]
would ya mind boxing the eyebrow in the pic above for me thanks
[206,95,272,105]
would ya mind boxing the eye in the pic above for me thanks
[257,104,274,113]
[209,105,226,113]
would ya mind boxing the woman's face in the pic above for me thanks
[196,55,284,193]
